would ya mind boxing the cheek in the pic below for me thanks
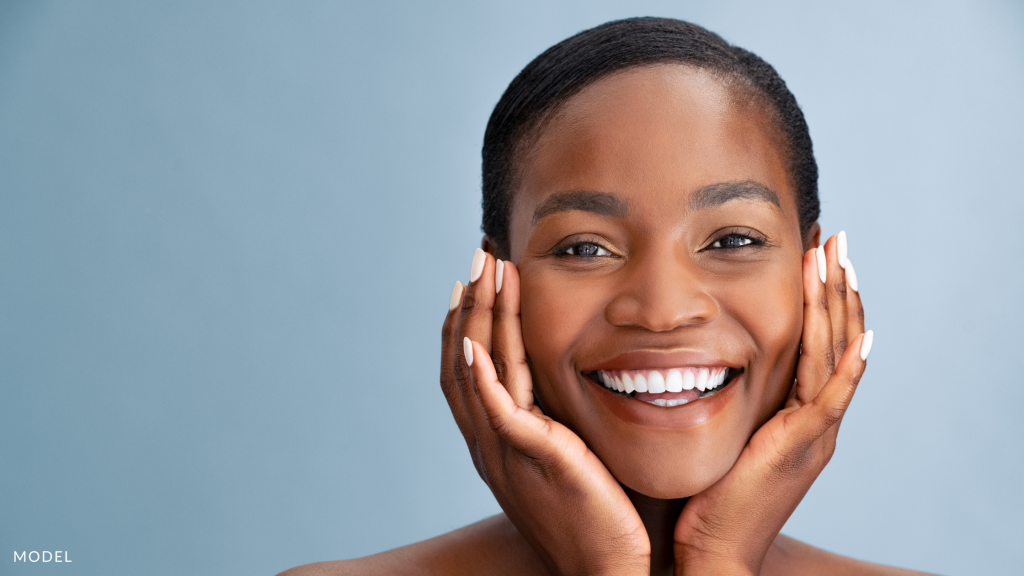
[519,270,604,389]
[718,260,804,399]
[720,255,803,342]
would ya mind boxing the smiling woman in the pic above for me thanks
[280,17,928,576]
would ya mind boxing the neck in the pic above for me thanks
[623,485,686,576]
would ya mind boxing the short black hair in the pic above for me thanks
[481,17,819,256]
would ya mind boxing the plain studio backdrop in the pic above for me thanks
[1,1,1022,574]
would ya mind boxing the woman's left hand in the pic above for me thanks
[673,233,872,576]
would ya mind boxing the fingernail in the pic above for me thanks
[463,337,474,367]
[837,231,848,269]
[845,258,859,292]
[495,260,504,293]
[860,330,874,360]
[816,245,827,283]
[449,281,464,311]
[470,248,486,283]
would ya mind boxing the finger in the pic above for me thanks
[795,245,835,403]
[454,248,498,431]
[458,248,497,353]
[823,233,849,360]
[844,257,865,348]
[440,280,473,440]
[491,261,535,409]
[468,338,556,460]
[802,330,873,439]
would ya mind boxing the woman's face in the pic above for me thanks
[506,65,815,499]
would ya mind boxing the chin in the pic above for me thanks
[599,433,747,499]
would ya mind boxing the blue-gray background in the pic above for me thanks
[2,1,1021,574]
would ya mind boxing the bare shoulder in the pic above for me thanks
[275,513,549,576]
[762,534,940,576]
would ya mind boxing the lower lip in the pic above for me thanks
[586,372,742,428]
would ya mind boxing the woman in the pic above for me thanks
[283,17,933,575]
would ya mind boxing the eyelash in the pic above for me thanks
[709,233,764,250]
[554,241,613,258]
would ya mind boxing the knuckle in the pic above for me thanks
[490,413,515,437]
[818,291,830,312]
[824,347,836,373]
[453,358,472,385]
[768,448,810,479]
[460,289,480,313]
[511,452,559,483]
[822,404,845,428]
[834,335,848,357]
[440,374,459,404]
[491,353,511,385]
[833,280,847,299]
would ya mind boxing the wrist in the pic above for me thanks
[545,550,649,576]
[674,542,758,576]
[676,559,755,576]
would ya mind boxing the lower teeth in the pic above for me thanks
[646,398,688,407]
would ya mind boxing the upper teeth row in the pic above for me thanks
[597,367,728,394]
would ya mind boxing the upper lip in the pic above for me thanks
[583,350,740,372]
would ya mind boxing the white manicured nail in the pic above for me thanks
[816,245,827,283]
[495,260,504,293]
[845,258,859,292]
[463,337,474,366]
[837,231,848,269]
[860,330,874,360]
[470,248,486,283]
[449,281,464,311]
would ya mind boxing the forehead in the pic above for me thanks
[510,64,795,249]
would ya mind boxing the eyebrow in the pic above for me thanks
[531,190,628,224]
[688,180,781,211]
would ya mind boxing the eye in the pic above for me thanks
[710,233,760,249]
[557,241,612,257]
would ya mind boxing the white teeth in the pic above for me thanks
[619,372,632,392]
[665,369,683,392]
[640,397,690,408]
[711,370,726,389]
[595,367,733,396]
[695,368,709,392]
[632,373,648,393]
[647,371,666,393]
[682,370,695,390]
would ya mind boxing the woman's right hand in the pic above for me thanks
[441,248,649,576]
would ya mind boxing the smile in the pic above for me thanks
[586,367,742,407]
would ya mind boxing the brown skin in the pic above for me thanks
[280,65,935,576]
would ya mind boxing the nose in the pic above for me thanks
[604,251,719,332]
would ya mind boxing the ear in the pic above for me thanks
[803,222,821,251]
